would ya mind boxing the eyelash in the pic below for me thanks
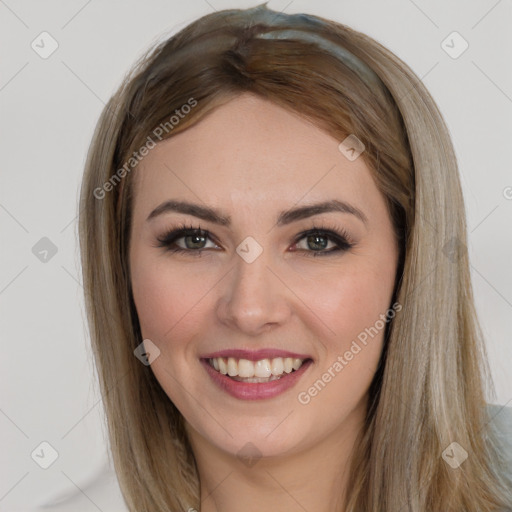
[155,221,356,258]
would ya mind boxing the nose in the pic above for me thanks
[216,248,292,335]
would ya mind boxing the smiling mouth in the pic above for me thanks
[205,356,312,383]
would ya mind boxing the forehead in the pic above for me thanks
[131,93,380,221]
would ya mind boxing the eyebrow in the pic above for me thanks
[146,199,368,226]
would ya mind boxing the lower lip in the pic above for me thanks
[200,358,313,400]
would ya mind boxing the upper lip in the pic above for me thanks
[200,349,313,362]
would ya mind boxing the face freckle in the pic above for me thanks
[129,92,399,461]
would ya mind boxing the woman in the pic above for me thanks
[78,3,512,511]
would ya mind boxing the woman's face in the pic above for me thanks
[129,93,399,460]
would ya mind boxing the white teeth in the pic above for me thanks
[227,357,238,377]
[271,357,284,375]
[254,359,272,378]
[218,357,228,375]
[208,356,307,378]
[238,359,254,378]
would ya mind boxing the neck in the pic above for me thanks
[186,400,366,512]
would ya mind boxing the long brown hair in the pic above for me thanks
[78,3,512,511]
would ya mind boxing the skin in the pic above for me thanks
[129,92,399,511]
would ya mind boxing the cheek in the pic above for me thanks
[298,270,394,411]
[130,251,217,345]
[310,258,397,344]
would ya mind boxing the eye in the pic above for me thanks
[156,223,219,256]
[291,225,355,257]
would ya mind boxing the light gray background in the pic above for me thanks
[1,0,511,510]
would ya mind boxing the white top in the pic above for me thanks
[487,403,512,490]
